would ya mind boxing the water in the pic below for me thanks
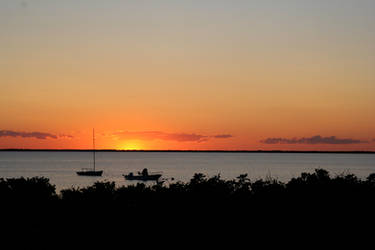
[0,151,374,192]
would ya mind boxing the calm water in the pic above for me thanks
[0,151,374,191]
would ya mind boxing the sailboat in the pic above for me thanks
[76,129,103,176]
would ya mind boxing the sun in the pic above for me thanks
[116,141,144,151]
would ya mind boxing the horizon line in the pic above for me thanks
[0,149,374,154]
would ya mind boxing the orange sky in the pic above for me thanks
[0,1,374,151]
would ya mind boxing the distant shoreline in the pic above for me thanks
[0,149,374,154]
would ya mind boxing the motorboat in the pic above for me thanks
[123,168,161,181]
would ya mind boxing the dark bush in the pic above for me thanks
[1,169,375,243]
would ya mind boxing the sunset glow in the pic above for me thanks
[116,141,144,151]
[1,1,374,151]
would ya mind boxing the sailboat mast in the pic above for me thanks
[93,128,96,171]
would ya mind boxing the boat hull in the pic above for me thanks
[76,170,103,176]
[124,174,161,181]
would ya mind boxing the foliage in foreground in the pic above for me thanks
[1,169,375,209]
[1,169,375,242]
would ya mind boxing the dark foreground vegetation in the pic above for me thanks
[1,169,375,245]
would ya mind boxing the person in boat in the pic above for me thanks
[141,168,149,176]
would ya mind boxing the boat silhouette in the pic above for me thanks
[76,129,103,176]
[76,168,103,176]
[123,168,162,181]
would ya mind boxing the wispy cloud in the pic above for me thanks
[260,135,366,145]
[213,134,233,139]
[112,131,233,143]
[58,134,74,139]
[0,130,72,140]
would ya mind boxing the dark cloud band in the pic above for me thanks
[0,130,72,140]
[260,135,366,145]
[213,134,233,139]
[113,131,233,143]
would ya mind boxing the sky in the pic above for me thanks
[1,0,374,150]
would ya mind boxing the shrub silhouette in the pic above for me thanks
[0,176,56,204]
[2,168,375,242]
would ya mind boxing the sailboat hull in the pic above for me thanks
[76,170,103,176]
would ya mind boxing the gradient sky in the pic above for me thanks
[1,0,374,150]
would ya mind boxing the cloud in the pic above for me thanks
[260,135,366,145]
[58,134,74,139]
[0,130,72,140]
[213,134,233,139]
[113,131,233,143]
[113,131,207,142]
